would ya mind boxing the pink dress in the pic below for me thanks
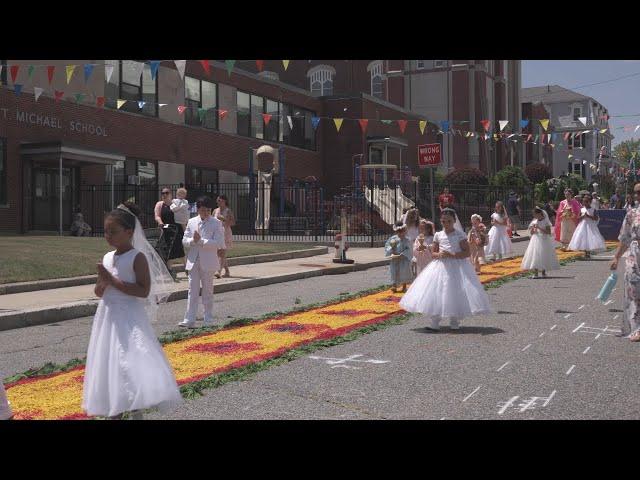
[413,236,433,275]
[214,207,234,249]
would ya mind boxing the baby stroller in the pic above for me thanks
[154,224,184,281]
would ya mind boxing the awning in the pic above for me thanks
[20,142,125,165]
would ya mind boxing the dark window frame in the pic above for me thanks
[0,60,6,86]
[107,61,159,117]
[184,76,219,130]
[0,138,6,205]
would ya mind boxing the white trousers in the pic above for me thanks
[184,262,215,323]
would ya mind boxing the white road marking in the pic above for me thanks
[595,333,602,340]
[613,314,619,320]
[604,300,614,305]
[543,390,557,407]
[522,344,532,351]
[497,361,510,372]
[539,332,545,338]
[566,365,576,375]
[573,322,586,333]
[550,324,557,331]
[578,305,585,310]
[498,396,520,415]
[583,346,591,354]
[564,314,572,319]
[440,417,446,420]
[463,386,482,402]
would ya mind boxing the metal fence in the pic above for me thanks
[75,181,534,243]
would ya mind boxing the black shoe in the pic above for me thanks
[512,232,520,237]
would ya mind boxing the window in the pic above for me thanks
[251,94,264,139]
[0,60,6,86]
[434,60,446,68]
[259,71,279,81]
[0,138,6,205]
[265,99,279,142]
[190,167,218,186]
[105,160,126,185]
[568,133,584,150]
[573,106,582,121]
[368,60,385,100]
[105,60,158,117]
[137,160,156,185]
[307,65,335,96]
[416,60,425,69]
[185,76,218,129]
[237,91,251,136]
[280,104,315,150]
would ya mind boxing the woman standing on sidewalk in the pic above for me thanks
[213,195,235,278]
[610,184,640,342]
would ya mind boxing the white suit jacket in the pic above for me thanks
[182,215,226,272]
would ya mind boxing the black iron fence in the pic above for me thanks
[75,181,534,243]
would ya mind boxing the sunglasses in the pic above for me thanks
[161,191,171,195]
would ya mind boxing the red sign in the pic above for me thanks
[418,143,441,167]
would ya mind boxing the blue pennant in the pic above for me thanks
[440,120,450,133]
[149,61,160,81]
[84,64,95,83]
[520,119,529,129]
[14,84,23,96]
[311,117,321,130]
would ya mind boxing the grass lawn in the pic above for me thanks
[0,236,317,284]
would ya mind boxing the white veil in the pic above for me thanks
[530,208,550,231]
[453,213,464,233]
[118,204,174,322]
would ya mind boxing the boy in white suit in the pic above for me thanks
[179,196,226,328]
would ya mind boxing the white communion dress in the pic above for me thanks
[82,248,183,418]
[485,212,512,257]
[521,217,560,272]
[568,207,606,252]
[399,229,492,328]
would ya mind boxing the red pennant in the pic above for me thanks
[480,119,491,132]
[397,120,408,134]
[10,65,19,84]
[47,66,56,84]
[262,113,272,125]
[96,96,105,108]
[219,109,228,119]
[177,105,187,114]
[526,134,533,142]
[358,119,368,133]
[54,90,64,102]
[256,60,264,72]
[564,132,571,141]
[198,60,210,76]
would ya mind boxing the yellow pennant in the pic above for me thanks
[66,65,76,84]
[600,128,608,134]
[539,119,550,131]
[419,120,426,135]
[333,118,343,132]
[282,60,290,71]
[117,99,126,110]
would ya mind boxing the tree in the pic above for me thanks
[443,167,488,185]
[613,138,640,164]
[490,165,530,188]
[419,168,446,186]
[525,163,553,185]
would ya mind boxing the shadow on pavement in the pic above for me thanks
[411,326,505,335]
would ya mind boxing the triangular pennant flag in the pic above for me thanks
[13,84,23,96]
[219,109,228,119]
[10,65,20,84]
[499,120,509,131]
[539,119,550,131]
[526,134,533,142]
[358,119,369,133]
[158,103,168,108]
[27,65,35,80]
[198,108,206,121]
[117,99,127,110]
[578,117,587,126]
[225,60,235,76]
[465,132,472,138]
[381,120,393,125]
[635,126,640,133]
[494,134,500,140]
[397,120,408,134]
[333,118,343,132]
[520,119,529,129]
[282,60,290,71]
[96,96,105,108]
[105,64,114,83]
[441,120,450,133]
[564,132,571,141]
[65,65,76,84]
[84,63,95,83]
[581,130,591,135]
[177,105,187,115]
[47,65,56,84]
[138,101,146,109]
[174,60,186,80]
[480,119,491,132]
[311,116,321,130]
[287,115,293,130]
[419,120,426,135]
[54,90,64,102]
[74,93,84,103]
[199,60,211,76]
[33,87,44,102]
[149,61,160,81]
[256,60,264,72]
[262,113,272,125]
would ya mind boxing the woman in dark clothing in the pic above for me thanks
[153,187,185,268]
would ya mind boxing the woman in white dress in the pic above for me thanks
[82,202,183,419]
[568,194,606,258]
[400,208,492,331]
[521,207,560,278]
[485,201,512,260]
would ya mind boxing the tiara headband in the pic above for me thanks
[117,204,135,216]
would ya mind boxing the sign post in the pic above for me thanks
[418,143,442,220]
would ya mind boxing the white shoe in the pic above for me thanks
[203,318,215,327]
[178,320,196,329]
[426,316,441,331]
[450,318,461,330]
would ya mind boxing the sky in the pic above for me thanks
[522,60,640,148]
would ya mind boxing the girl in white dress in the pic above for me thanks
[568,194,606,258]
[400,208,492,331]
[0,382,13,420]
[412,220,435,276]
[485,201,512,260]
[521,207,560,278]
[82,202,183,419]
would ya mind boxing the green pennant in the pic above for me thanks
[225,60,235,77]
[198,108,207,122]
[381,120,392,125]
[74,93,84,103]
[28,65,35,79]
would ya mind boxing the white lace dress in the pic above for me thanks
[82,248,183,417]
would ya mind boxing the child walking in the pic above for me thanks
[521,206,560,278]
[485,201,512,261]
[385,222,413,293]
[83,202,183,420]
[413,219,434,276]
[568,194,606,258]
[400,208,492,331]
[468,214,487,274]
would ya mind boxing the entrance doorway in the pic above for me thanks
[31,166,77,230]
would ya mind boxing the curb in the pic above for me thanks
[0,257,391,332]
[0,246,329,296]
